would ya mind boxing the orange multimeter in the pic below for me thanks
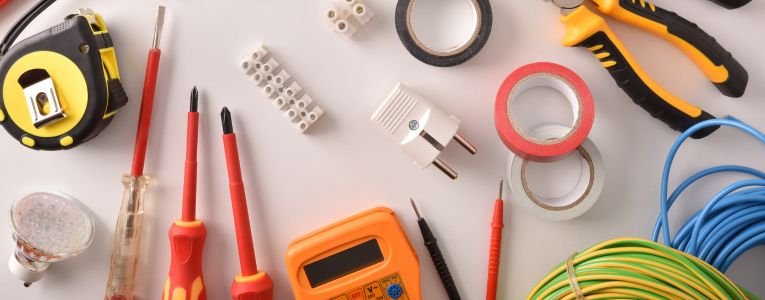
[286,207,421,300]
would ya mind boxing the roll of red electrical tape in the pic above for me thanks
[495,62,594,162]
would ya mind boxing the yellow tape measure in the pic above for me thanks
[286,207,421,300]
[0,8,127,150]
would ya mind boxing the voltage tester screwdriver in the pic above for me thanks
[104,6,165,300]
[162,87,207,300]
[221,107,274,300]
[410,199,461,300]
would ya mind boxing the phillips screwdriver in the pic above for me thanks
[162,87,207,300]
[486,178,505,300]
[104,6,165,300]
[410,199,461,300]
[221,107,274,300]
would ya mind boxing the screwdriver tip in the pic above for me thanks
[221,107,233,134]
[499,177,504,199]
[152,6,166,49]
[410,198,422,220]
[190,86,198,113]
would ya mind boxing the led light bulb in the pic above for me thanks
[8,191,94,287]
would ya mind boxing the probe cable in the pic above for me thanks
[0,0,56,56]
[652,117,765,272]
[527,238,756,299]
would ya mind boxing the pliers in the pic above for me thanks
[546,0,748,138]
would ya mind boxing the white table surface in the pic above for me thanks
[0,0,763,299]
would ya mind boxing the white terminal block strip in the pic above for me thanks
[240,45,325,133]
[325,0,374,37]
[371,83,477,180]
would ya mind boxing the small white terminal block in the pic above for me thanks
[371,83,477,180]
[325,0,374,37]
[240,45,325,133]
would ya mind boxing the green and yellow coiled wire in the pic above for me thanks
[527,238,758,300]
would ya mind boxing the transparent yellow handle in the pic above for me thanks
[104,175,149,300]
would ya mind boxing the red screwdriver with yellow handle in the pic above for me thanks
[162,87,207,300]
[221,107,274,300]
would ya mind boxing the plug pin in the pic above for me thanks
[433,158,458,180]
[454,133,477,155]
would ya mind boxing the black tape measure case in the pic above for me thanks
[0,9,127,150]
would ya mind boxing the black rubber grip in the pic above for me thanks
[709,0,751,9]
[425,240,461,300]
[106,78,128,114]
[579,31,718,139]
[418,220,460,300]
[619,0,749,97]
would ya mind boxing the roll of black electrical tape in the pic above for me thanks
[395,0,493,67]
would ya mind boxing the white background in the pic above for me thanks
[0,0,763,299]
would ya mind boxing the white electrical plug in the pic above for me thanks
[371,83,477,179]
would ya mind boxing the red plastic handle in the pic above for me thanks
[230,273,274,300]
[486,199,504,300]
[163,222,207,300]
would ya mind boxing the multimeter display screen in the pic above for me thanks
[304,239,384,288]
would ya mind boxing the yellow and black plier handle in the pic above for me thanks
[558,0,748,138]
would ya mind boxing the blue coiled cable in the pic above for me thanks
[652,117,765,272]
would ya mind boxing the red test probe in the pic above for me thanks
[162,87,207,300]
[486,178,505,300]
[221,107,274,300]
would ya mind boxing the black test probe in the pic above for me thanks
[410,199,461,300]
